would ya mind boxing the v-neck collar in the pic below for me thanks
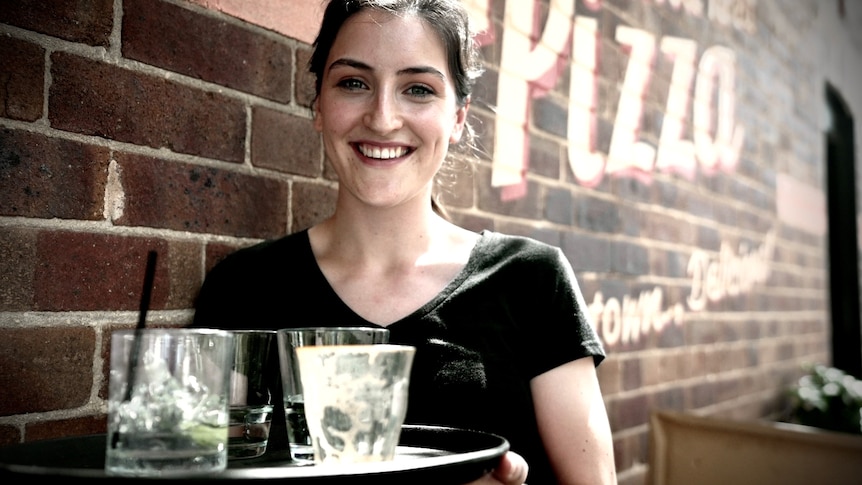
[300,229,493,327]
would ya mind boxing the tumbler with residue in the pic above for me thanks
[295,344,415,464]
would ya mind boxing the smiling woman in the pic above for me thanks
[308,0,483,219]
[191,1,616,484]
[312,9,467,216]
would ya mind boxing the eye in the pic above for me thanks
[405,85,435,98]
[337,78,367,90]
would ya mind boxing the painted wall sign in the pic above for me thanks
[460,0,781,349]
[477,0,752,199]
[589,230,776,347]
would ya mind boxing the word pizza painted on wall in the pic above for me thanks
[589,229,775,347]
[464,0,755,200]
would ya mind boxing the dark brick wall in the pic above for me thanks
[0,1,857,483]
[0,0,313,446]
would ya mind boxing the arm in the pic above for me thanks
[531,356,617,485]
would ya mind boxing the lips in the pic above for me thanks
[356,143,410,160]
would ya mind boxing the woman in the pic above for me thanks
[193,0,617,483]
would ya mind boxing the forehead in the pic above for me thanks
[329,10,450,71]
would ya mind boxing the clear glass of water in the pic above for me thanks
[105,328,234,477]
[227,330,279,460]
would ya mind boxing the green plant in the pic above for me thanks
[785,364,862,435]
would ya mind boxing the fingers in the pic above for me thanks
[491,451,529,485]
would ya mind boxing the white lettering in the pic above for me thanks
[591,289,685,347]
[491,5,747,194]
[597,230,775,347]
[687,230,775,307]
[494,0,574,188]
[694,46,745,174]
[568,15,606,187]
[656,36,698,179]
[606,26,657,183]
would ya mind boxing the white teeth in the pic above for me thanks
[359,144,407,159]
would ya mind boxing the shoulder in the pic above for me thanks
[477,230,568,268]
[210,229,310,274]
[192,230,313,327]
[464,230,577,294]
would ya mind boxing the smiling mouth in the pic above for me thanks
[356,143,410,160]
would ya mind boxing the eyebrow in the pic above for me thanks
[328,58,447,82]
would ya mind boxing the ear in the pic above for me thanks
[449,98,470,144]
[313,97,323,132]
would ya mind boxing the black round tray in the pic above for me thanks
[0,425,508,483]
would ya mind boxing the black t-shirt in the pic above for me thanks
[192,229,605,484]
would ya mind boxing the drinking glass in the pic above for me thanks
[105,328,234,477]
[227,330,279,460]
[276,327,389,462]
[296,344,415,464]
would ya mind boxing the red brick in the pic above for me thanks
[597,355,623,394]
[437,159,475,209]
[0,425,21,446]
[0,226,37,311]
[164,240,204,309]
[613,430,648,472]
[123,0,292,102]
[0,327,95,416]
[203,241,251,275]
[34,232,170,312]
[0,37,44,121]
[26,415,107,442]
[652,387,685,410]
[113,152,288,238]
[0,0,113,46]
[689,379,717,408]
[607,393,649,430]
[475,164,542,219]
[295,47,317,108]
[622,357,642,391]
[21,227,200,312]
[449,211,493,233]
[527,131,564,179]
[292,181,337,232]
[0,128,110,219]
[251,107,321,176]
[49,53,246,163]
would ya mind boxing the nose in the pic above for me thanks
[363,89,402,134]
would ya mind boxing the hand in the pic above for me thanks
[465,451,529,485]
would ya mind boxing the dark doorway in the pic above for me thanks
[825,84,861,378]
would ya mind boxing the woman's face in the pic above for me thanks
[314,10,467,211]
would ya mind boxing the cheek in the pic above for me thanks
[317,99,356,136]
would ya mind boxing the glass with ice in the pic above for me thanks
[105,328,234,477]
[276,327,389,462]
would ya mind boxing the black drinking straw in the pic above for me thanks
[124,250,158,401]
[112,250,158,448]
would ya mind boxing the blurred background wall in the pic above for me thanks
[1,1,860,483]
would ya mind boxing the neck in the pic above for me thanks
[312,196,449,266]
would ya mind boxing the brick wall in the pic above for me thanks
[1,1,860,484]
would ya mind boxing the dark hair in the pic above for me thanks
[310,0,482,107]
[309,0,484,218]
